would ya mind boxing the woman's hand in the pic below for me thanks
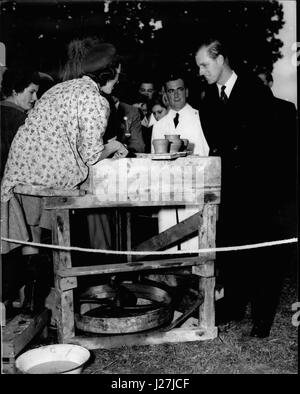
[106,139,128,158]
[112,141,128,159]
[97,139,128,161]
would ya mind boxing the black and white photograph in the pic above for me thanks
[0,0,298,377]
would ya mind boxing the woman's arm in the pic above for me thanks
[97,139,128,161]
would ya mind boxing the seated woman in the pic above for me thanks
[1,67,40,177]
[1,40,126,314]
[1,67,40,306]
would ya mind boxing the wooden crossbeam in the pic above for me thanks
[44,188,220,209]
[67,326,218,350]
[161,294,204,331]
[57,254,213,278]
[132,211,202,261]
[14,184,85,197]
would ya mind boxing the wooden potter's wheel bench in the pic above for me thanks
[13,156,221,350]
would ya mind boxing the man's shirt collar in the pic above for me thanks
[217,70,237,98]
[168,103,189,116]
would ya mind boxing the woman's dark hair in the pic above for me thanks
[85,61,120,87]
[149,92,168,111]
[1,67,40,98]
[61,37,120,87]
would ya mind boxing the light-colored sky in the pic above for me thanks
[272,0,297,106]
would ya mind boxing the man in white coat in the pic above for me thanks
[151,72,209,258]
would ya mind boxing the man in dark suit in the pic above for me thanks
[112,95,145,155]
[195,37,291,338]
[257,70,298,280]
[101,92,145,154]
[257,70,297,214]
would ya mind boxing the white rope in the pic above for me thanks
[1,237,297,256]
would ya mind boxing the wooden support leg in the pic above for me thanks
[2,359,16,374]
[199,276,216,330]
[52,209,75,343]
[0,302,6,327]
[126,211,132,263]
[115,209,124,251]
[195,204,218,336]
[193,262,216,334]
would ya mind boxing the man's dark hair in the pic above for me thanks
[196,37,229,61]
[1,67,40,98]
[162,70,188,90]
[137,77,155,88]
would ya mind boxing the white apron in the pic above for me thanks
[151,104,209,252]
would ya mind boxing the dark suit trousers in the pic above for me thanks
[216,201,293,327]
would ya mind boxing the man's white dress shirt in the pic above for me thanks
[217,70,237,99]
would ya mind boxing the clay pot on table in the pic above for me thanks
[164,134,181,142]
[152,139,170,154]
[169,139,183,153]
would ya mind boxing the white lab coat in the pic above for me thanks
[151,103,209,251]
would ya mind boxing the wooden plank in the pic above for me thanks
[117,210,123,250]
[1,301,7,326]
[57,255,213,277]
[44,188,220,210]
[85,157,221,197]
[52,209,75,342]
[14,184,85,197]
[198,204,217,261]
[198,277,216,330]
[126,211,132,263]
[115,210,120,250]
[162,295,204,331]
[45,157,221,209]
[196,204,217,328]
[59,276,78,291]
[2,309,50,358]
[2,361,16,375]
[67,326,218,350]
[192,261,214,277]
[133,211,202,260]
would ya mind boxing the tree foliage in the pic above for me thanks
[0,0,285,80]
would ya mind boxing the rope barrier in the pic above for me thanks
[1,237,297,256]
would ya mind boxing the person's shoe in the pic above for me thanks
[250,323,271,338]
